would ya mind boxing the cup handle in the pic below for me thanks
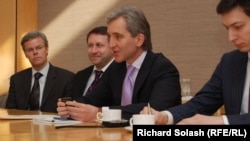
[96,112,103,121]
[129,118,133,126]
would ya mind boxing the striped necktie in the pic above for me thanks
[86,70,103,95]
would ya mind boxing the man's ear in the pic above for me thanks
[135,33,145,47]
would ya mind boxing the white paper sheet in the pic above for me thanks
[0,114,58,120]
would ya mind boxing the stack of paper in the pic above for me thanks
[0,114,82,126]
[0,114,58,120]
[32,116,82,126]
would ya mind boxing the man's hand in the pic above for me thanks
[64,101,99,122]
[140,106,168,125]
[177,114,224,125]
[57,98,70,118]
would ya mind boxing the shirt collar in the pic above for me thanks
[32,62,49,77]
[127,51,147,70]
[93,58,114,72]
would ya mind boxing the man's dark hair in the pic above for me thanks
[86,26,108,42]
[217,0,250,16]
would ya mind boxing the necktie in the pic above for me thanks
[86,70,103,95]
[29,72,43,110]
[121,65,135,106]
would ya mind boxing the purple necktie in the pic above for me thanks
[29,72,43,111]
[86,70,103,95]
[121,65,135,106]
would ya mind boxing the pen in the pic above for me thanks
[147,103,152,114]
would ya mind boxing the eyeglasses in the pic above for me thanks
[25,46,45,53]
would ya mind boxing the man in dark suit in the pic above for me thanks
[6,31,75,113]
[140,0,250,125]
[57,6,181,121]
[71,26,113,99]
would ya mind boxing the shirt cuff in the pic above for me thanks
[162,111,174,125]
[222,115,229,125]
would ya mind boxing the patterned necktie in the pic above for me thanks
[29,72,43,110]
[86,70,103,95]
[121,65,135,106]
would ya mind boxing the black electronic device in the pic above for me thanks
[102,119,129,128]
[61,97,72,102]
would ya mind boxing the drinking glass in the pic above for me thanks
[181,78,192,100]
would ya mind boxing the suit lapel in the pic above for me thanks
[80,66,93,93]
[133,51,154,100]
[112,62,126,102]
[41,65,56,105]
[24,69,32,109]
[231,52,248,113]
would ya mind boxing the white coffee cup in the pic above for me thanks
[96,109,121,122]
[130,114,155,125]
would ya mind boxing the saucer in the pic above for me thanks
[124,126,132,132]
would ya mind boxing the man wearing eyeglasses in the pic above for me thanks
[6,31,75,113]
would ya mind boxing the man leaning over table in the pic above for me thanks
[57,5,181,121]
[140,0,250,125]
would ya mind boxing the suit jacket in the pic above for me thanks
[6,63,75,113]
[72,65,93,99]
[76,50,181,119]
[71,62,113,99]
[169,50,250,124]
